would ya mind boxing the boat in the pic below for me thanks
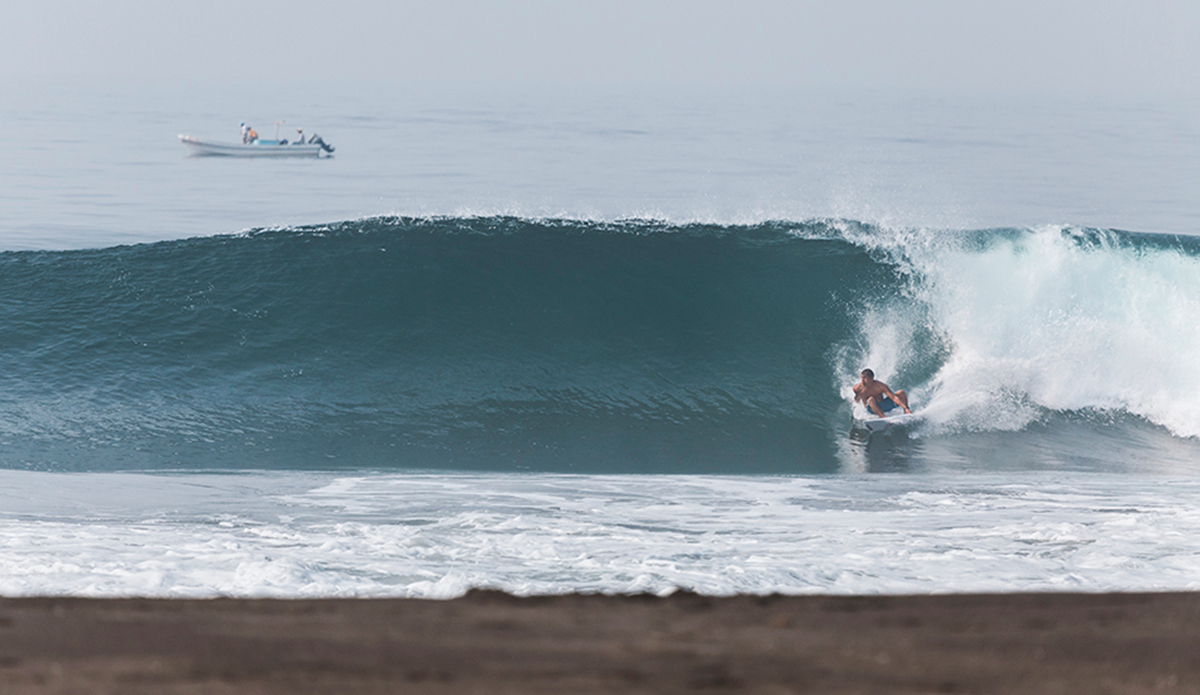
[178,134,334,158]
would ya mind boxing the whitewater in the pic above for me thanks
[2,80,1199,597]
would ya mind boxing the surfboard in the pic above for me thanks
[858,410,920,433]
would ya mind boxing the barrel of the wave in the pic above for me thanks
[0,216,896,473]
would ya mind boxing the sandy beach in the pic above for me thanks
[0,590,1196,693]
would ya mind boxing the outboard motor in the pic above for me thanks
[308,134,335,153]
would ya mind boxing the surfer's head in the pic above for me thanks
[860,369,875,383]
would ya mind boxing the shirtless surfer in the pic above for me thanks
[853,369,912,417]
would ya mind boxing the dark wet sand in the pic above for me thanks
[1,591,1197,693]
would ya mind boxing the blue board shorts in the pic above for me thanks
[871,397,898,414]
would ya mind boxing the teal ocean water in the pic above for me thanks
[1,81,1199,596]
[1,217,1198,475]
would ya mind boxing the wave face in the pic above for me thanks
[1,217,1198,473]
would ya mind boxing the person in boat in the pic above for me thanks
[853,369,912,417]
[246,126,259,143]
[240,122,249,143]
[293,128,305,145]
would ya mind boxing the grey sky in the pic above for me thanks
[2,0,1197,96]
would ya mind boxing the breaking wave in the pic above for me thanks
[0,216,1197,472]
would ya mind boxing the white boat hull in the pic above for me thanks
[179,135,329,158]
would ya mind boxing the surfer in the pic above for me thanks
[853,369,912,417]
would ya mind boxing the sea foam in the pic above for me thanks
[1,470,1199,598]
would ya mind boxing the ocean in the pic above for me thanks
[1,79,1199,597]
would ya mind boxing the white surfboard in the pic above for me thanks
[858,410,921,433]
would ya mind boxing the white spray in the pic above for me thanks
[845,225,1200,438]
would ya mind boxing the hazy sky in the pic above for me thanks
[2,0,1197,96]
